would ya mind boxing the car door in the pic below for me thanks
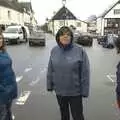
[19,28,24,41]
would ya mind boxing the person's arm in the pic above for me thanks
[5,69,18,99]
[1,53,17,101]
[4,54,18,100]
[116,63,120,108]
[81,49,90,97]
[47,55,54,91]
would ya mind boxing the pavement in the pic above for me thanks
[6,34,120,120]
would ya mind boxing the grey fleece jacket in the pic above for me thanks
[47,44,90,97]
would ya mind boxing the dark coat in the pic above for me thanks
[47,26,90,97]
[116,62,120,100]
[0,51,17,104]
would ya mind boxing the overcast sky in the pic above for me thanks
[19,0,118,25]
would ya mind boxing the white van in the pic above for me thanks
[3,25,30,44]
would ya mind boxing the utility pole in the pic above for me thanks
[62,0,66,6]
[62,0,66,26]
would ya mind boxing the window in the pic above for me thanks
[59,20,64,26]
[8,11,11,20]
[114,9,120,14]
[77,22,81,27]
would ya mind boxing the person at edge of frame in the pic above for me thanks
[0,29,18,120]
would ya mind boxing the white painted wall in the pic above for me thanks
[23,12,30,24]
[48,19,87,35]
[97,18,102,35]
[0,6,31,26]
[0,6,23,25]
[81,22,87,32]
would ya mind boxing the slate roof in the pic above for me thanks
[98,0,120,18]
[19,2,33,13]
[0,0,23,12]
[52,6,77,20]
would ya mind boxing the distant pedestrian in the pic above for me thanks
[106,33,114,48]
[47,26,90,120]
[0,30,18,120]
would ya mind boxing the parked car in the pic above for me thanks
[3,25,30,44]
[97,34,118,49]
[76,32,93,46]
[29,31,46,46]
[73,30,81,42]
[97,35,106,44]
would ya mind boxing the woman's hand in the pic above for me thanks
[117,100,120,108]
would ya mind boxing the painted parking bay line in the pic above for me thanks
[24,67,32,73]
[16,91,31,105]
[16,76,23,83]
[29,76,40,86]
[12,114,15,120]
[40,67,47,73]
[106,74,116,83]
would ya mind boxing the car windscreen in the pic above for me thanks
[4,28,18,33]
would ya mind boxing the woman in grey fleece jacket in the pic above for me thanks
[47,26,90,120]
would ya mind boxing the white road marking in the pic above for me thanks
[29,76,40,86]
[16,76,23,83]
[40,67,47,73]
[110,75,116,78]
[16,91,31,105]
[12,114,15,120]
[24,68,32,73]
[106,74,115,83]
[40,89,56,96]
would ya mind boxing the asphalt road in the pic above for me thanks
[6,34,120,120]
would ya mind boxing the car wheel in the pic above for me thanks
[29,42,33,46]
[41,42,45,46]
[16,38,20,44]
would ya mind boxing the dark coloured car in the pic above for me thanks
[97,34,118,49]
[76,32,93,46]
[97,35,106,45]
[73,30,81,42]
[29,31,46,46]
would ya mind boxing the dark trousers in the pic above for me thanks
[0,102,12,120]
[56,95,84,120]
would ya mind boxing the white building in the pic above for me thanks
[97,0,120,36]
[48,6,88,35]
[0,0,36,29]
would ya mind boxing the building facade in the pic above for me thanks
[48,6,88,35]
[0,0,37,29]
[97,0,120,36]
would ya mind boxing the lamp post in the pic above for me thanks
[62,0,66,6]
[62,0,66,26]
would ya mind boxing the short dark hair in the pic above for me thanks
[0,30,6,52]
[56,26,73,42]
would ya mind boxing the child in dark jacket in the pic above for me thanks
[115,36,120,109]
[0,31,17,120]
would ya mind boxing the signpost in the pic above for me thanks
[62,0,66,26]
